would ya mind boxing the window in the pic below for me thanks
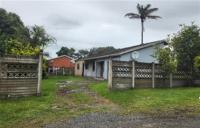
[92,62,95,71]
[77,64,80,70]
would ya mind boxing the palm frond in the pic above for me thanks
[147,15,161,19]
[146,8,159,15]
[137,4,143,15]
[125,13,140,19]
[144,4,151,11]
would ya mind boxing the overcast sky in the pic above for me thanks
[0,0,200,57]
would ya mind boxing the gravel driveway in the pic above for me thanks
[44,112,200,128]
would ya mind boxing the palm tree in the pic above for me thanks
[29,25,56,49]
[125,4,161,44]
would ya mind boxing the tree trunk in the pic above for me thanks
[141,20,144,45]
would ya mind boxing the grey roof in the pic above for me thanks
[84,40,167,61]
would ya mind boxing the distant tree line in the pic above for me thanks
[56,46,116,59]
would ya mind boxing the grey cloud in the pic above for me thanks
[158,1,200,19]
[1,0,200,57]
[46,14,82,29]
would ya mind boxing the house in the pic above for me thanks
[48,55,75,75]
[75,40,167,79]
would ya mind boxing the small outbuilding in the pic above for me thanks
[48,55,75,75]
[75,59,84,76]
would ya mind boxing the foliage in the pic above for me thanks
[0,8,55,56]
[170,23,200,73]
[29,25,56,49]
[56,46,116,59]
[0,8,30,55]
[56,47,75,57]
[42,58,49,79]
[194,56,200,71]
[154,46,177,75]
[6,39,40,56]
[87,46,116,57]
[155,23,200,76]
[74,49,89,59]
[125,4,161,44]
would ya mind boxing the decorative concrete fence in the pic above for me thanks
[0,52,43,98]
[48,67,74,76]
[108,60,191,89]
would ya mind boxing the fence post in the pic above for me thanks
[132,61,135,88]
[170,73,173,88]
[152,62,155,88]
[62,68,65,75]
[108,59,112,89]
[37,50,43,96]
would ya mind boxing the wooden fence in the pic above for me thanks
[0,52,43,98]
[108,60,191,89]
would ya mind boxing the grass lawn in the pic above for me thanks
[1,76,200,128]
[89,81,200,115]
[0,76,98,128]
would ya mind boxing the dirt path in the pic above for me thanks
[44,79,200,128]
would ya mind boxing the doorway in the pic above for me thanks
[96,61,104,78]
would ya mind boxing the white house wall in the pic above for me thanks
[112,44,164,63]
[84,62,95,77]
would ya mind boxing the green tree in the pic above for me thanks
[29,25,56,49]
[0,8,30,55]
[88,46,116,57]
[171,23,200,73]
[154,46,177,76]
[74,49,89,59]
[56,47,75,57]
[125,4,161,44]
[194,56,200,71]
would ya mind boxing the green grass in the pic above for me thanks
[0,76,94,128]
[89,81,200,115]
[1,77,200,128]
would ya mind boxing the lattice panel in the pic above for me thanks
[173,71,191,80]
[1,63,38,79]
[135,62,152,79]
[112,61,132,78]
[7,72,37,78]
[0,64,7,78]
[154,64,164,79]
[7,64,37,71]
